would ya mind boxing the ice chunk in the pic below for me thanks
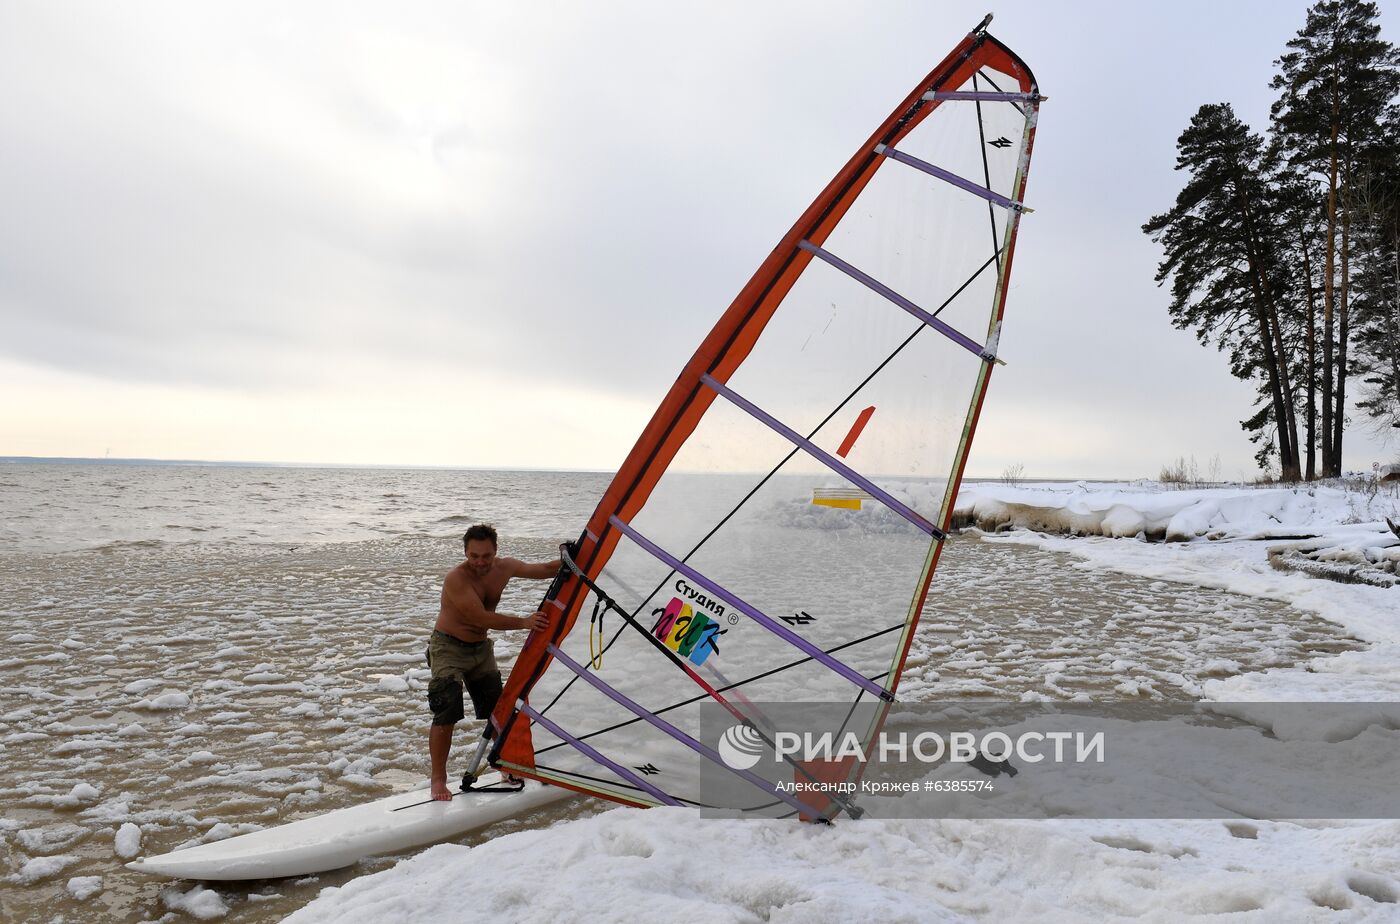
[162,884,229,919]
[135,692,192,710]
[14,854,79,883]
[53,783,101,808]
[114,822,142,858]
[16,823,89,853]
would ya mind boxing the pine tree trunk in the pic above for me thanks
[1392,225,1400,419]
[1238,184,1300,480]
[1327,175,1349,476]
[1333,186,1351,476]
[1299,218,1318,480]
[1321,112,1340,476]
[1388,231,1400,422]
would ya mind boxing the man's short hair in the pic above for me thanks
[463,524,498,549]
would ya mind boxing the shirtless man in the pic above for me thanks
[426,524,558,801]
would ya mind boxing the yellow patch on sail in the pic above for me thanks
[812,488,871,510]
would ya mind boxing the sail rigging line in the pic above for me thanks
[874,144,1028,212]
[533,242,1004,724]
[971,73,1004,270]
[562,243,1003,691]
[609,514,894,701]
[533,760,793,816]
[796,241,997,360]
[536,29,1003,604]
[541,643,838,818]
[535,622,905,756]
[517,702,680,806]
[536,577,882,820]
[969,68,1029,116]
[698,374,944,538]
[554,542,751,724]
[529,763,726,809]
[545,541,873,818]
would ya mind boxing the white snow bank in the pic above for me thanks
[286,807,1400,924]
[954,481,1396,544]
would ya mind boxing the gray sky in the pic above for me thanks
[2,1,1395,478]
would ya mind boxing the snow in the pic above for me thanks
[50,782,101,808]
[161,884,230,919]
[114,821,142,858]
[12,854,79,884]
[66,875,103,900]
[285,809,1400,924]
[133,691,192,710]
[286,480,1400,924]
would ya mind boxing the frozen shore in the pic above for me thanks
[287,480,1400,923]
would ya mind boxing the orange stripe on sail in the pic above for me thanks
[836,406,876,458]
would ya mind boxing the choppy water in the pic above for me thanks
[0,463,1363,923]
[0,462,611,554]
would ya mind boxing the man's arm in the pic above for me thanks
[508,557,563,580]
[443,572,547,631]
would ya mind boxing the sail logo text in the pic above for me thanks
[768,731,1106,765]
[651,586,727,666]
[673,579,725,620]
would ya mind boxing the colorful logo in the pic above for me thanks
[651,589,726,666]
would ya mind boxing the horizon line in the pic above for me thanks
[0,454,1143,483]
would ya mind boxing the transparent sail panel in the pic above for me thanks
[506,36,1039,815]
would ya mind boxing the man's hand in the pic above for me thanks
[521,611,548,632]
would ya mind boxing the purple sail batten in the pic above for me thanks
[875,144,1022,211]
[543,644,819,816]
[698,373,942,539]
[519,702,681,806]
[797,240,989,359]
[924,90,1036,102]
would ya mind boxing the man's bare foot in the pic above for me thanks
[430,777,453,801]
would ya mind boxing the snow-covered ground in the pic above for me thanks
[286,480,1400,923]
[956,480,1400,701]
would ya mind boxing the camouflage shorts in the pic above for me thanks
[425,630,502,726]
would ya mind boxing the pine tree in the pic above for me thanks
[1270,0,1400,474]
[1351,110,1400,434]
[1144,104,1303,480]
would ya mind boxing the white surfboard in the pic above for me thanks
[127,773,572,881]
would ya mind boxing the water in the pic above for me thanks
[0,462,612,554]
[0,463,1363,923]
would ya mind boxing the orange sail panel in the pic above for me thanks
[487,19,1041,816]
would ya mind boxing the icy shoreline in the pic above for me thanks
[952,481,1400,703]
[286,480,1400,923]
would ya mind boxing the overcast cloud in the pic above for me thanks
[2,1,1394,476]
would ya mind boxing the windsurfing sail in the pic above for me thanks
[483,16,1040,817]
